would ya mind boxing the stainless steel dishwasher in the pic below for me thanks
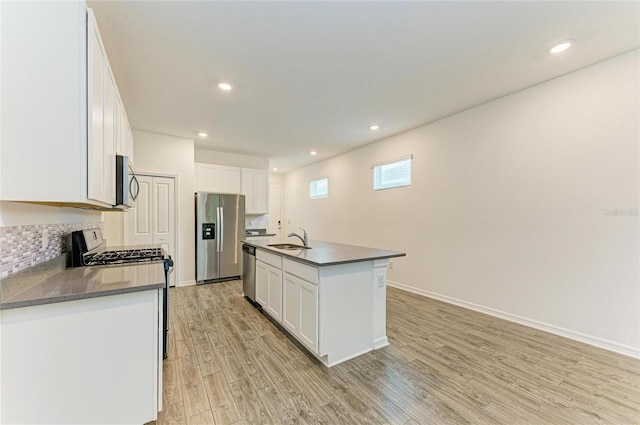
[242,244,256,302]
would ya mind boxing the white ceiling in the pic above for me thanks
[88,1,639,173]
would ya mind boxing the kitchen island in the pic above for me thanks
[242,239,405,366]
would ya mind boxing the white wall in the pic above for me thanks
[195,148,269,170]
[283,51,640,357]
[132,131,195,286]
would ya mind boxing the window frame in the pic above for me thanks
[309,176,329,199]
[372,155,413,191]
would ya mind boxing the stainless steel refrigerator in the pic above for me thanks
[195,192,245,283]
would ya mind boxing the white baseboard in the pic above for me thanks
[374,337,390,350]
[387,280,640,360]
[177,280,196,287]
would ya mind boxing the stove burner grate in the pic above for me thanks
[84,248,165,266]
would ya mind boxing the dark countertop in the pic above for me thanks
[245,228,276,237]
[241,239,405,267]
[1,256,165,310]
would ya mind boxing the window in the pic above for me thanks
[373,155,412,190]
[310,177,329,198]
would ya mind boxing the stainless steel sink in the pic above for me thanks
[267,243,312,250]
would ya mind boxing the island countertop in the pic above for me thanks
[0,257,165,310]
[242,239,405,267]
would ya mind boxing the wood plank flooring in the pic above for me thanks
[151,280,640,425]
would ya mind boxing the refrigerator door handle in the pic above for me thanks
[216,207,221,252]
[219,206,224,252]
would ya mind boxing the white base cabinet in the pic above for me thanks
[0,290,162,424]
[283,272,318,353]
[255,249,390,367]
[255,250,283,322]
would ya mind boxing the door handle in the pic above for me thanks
[216,207,221,252]
[219,207,224,252]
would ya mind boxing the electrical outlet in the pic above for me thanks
[42,228,48,249]
[376,274,385,288]
[389,260,394,270]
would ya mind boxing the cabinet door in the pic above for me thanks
[283,273,300,334]
[242,169,256,213]
[266,265,283,322]
[254,171,269,214]
[255,260,269,307]
[1,291,160,424]
[195,164,220,192]
[242,169,269,214]
[87,13,107,204]
[298,278,318,352]
[127,127,135,166]
[220,167,242,194]
[87,12,115,206]
[196,164,242,194]
[283,272,318,353]
[115,95,132,160]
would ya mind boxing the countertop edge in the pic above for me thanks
[282,252,406,267]
[0,282,164,310]
[242,240,406,267]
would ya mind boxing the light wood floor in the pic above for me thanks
[152,280,640,425]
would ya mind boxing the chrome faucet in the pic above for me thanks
[288,228,308,247]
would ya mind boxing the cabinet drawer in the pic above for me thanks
[283,258,318,284]
[256,249,282,269]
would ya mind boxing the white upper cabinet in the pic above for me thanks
[115,93,135,165]
[0,3,132,208]
[195,163,242,194]
[87,19,115,206]
[242,168,269,214]
[194,164,268,213]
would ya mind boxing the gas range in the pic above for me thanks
[71,228,173,359]
[83,247,165,266]
[71,229,169,267]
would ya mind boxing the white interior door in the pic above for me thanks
[126,175,152,244]
[126,175,177,286]
[268,182,282,240]
[152,177,175,275]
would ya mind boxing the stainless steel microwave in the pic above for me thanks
[115,155,138,208]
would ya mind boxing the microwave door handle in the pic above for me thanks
[129,175,140,201]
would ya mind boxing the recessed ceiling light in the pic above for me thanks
[218,82,233,91]
[197,132,208,137]
[272,167,278,171]
[310,151,317,156]
[548,40,573,54]
[369,124,380,131]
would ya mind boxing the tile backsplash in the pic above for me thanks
[0,222,103,278]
